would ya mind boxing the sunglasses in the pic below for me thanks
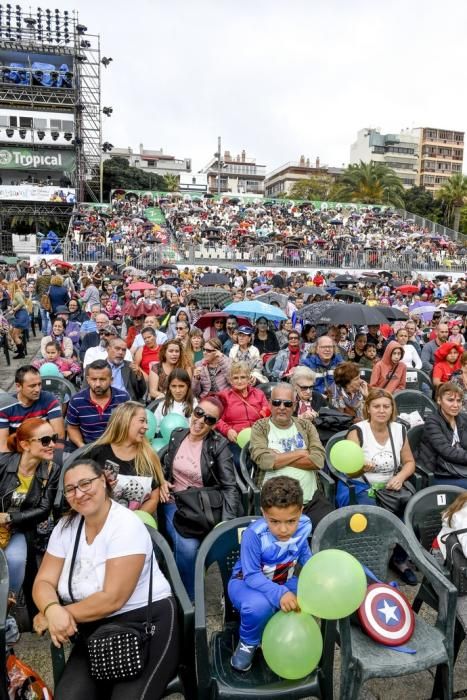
[298,385,314,391]
[193,406,217,426]
[30,434,59,447]
[203,348,215,353]
[176,326,187,331]
[271,399,294,408]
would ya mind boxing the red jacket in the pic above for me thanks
[433,342,463,383]
[216,386,271,436]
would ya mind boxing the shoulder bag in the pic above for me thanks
[40,287,51,312]
[440,527,467,595]
[68,517,155,681]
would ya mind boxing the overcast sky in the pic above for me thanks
[72,0,467,174]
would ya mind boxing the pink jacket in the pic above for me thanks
[216,386,271,436]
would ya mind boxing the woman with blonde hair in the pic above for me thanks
[48,274,70,315]
[8,280,30,358]
[85,401,169,513]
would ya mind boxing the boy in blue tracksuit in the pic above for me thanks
[228,476,311,672]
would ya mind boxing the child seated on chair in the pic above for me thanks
[228,476,311,672]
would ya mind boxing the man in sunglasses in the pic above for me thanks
[250,383,325,520]
[0,365,65,452]
[82,324,132,368]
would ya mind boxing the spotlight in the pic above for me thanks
[18,128,26,139]
[6,128,14,138]
[72,137,83,146]
[80,40,90,48]
[102,142,113,153]
[75,103,85,113]
[102,107,113,117]
[64,132,72,141]
[76,23,87,34]
[75,55,87,63]
[51,131,59,141]
[101,57,113,67]
[37,130,45,140]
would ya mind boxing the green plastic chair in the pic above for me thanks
[404,485,466,662]
[194,516,335,700]
[393,389,437,421]
[52,526,195,699]
[313,505,457,700]
[0,550,9,700]
[407,424,435,487]
[41,375,77,405]
[239,440,335,515]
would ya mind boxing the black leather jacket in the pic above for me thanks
[163,428,241,521]
[0,452,61,531]
[417,411,467,478]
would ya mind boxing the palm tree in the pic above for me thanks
[332,161,405,208]
[436,173,467,231]
[163,174,180,192]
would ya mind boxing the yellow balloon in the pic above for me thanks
[350,513,367,533]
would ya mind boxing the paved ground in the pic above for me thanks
[3,335,467,698]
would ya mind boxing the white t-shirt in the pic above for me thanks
[47,501,171,615]
[262,421,317,502]
[153,399,197,429]
[358,420,405,485]
[83,346,132,368]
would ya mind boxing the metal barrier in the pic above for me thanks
[61,241,182,269]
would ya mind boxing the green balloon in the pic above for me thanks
[159,413,189,441]
[262,611,323,680]
[133,510,157,529]
[236,428,251,448]
[151,438,167,453]
[329,440,364,474]
[298,550,367,619]
[145,409,158,440]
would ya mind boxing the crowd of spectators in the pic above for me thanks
[0,253,466,695]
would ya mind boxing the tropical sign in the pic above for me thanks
[0,147,75,171]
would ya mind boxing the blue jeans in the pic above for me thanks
[163,502,201,601]
[39,308,49,335]
[5,533,27,594]
[434,476,467,489]
[228,577,277,646]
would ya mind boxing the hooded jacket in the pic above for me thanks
[370,340,406,393]
[433,342,463,384]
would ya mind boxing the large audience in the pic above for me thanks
[0,248,467,695]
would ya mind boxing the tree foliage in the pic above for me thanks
[332,161,405,208]
[288,176,335,201]
[436,173,467,231]
[163,174,180,192]
[102,157,167,200]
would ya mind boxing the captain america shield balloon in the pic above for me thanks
[358,584,415,646]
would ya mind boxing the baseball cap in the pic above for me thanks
[100,324,118,335]
[237,326,253,335]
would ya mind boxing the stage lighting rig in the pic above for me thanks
[102,142,113,153]
[101,57,113,67]
[102,107,113,116]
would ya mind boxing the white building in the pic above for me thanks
[350,128,419,188]
[106,144,191,178]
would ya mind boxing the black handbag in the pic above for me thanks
[68,517,155,681]
[440,527,467,595]
[173,485,223,538]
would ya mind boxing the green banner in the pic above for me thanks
[145,207,166,224]
[0,147,75,171]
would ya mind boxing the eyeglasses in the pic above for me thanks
[193,406,217,426]
[63,476,101,498]
[289,336,300,341]
[176,326,187,331]
[203,348,215,353]
[271,399,294,408]
[319,346,334,350]
[298,385,314,391]
[30,434,58,447]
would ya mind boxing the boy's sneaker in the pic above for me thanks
[231,640,257,672]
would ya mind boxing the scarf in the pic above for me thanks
[286,345,301,374]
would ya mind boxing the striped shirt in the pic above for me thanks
[66,387,129,444]
[0,391,61,433]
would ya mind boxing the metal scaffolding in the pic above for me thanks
[0,4,102,204]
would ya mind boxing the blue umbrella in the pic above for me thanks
[223,300,287,322]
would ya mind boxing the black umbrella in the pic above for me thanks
[375,306,409,321]
[334,274,358,287]
[256,292,289,309]
[335,290,363,302]
[446,303,467,315]
[317,304,387,326]
[296,300,337,323]
[199,273,230,286]
[100,259,118,268]
[187,288,232,310]
[155,263,178,271]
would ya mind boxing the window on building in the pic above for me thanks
[19,117,32,128]
[9,116,17,127]
[0,116,8,127]
[33,118,47,129]
[50,119,61,129]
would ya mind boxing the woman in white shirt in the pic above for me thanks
[32,459,178,700]
[395,327,422,369]
[438,492,467,561]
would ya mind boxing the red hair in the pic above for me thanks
[7,418,51,453]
